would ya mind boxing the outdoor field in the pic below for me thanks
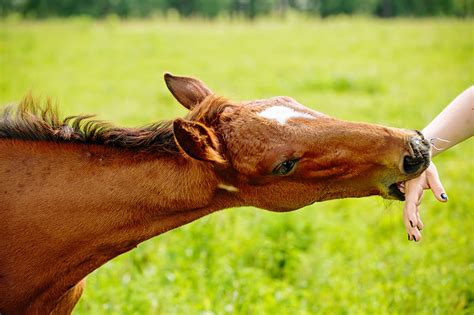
[0,17,473,314]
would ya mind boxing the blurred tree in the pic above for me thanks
[320,0,355,17]
[0,0,471,18]
[168,0,195,17]
[374,0,472,17]
[196,0,232,18]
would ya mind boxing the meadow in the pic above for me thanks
[0,16,473,314]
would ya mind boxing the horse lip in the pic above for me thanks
[388,183,405,201]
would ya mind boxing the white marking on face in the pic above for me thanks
[258,105,315,125]
[218,183,239,192]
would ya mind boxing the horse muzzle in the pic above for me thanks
[402,131,431,175]
[385,131,431,201]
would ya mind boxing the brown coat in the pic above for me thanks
[0,73,430,314]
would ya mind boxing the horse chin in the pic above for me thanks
[387,182,405,201]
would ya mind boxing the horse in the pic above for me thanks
[0,73,431,314]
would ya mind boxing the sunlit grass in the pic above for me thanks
[1,17,473,314]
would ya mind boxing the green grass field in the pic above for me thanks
[1,17,473,314]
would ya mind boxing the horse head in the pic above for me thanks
[167,73,430,212]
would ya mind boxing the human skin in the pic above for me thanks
[403,86,474,241]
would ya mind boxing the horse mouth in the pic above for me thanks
[388,182,405,201]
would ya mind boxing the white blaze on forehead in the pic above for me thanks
[257,105,315,125]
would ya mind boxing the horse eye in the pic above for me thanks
[273,159,298,176]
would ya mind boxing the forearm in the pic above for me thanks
[422,86,474,157]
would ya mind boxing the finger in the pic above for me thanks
[398,182,405,193]
[416,208,424,230]
[406,207,419,232]
[404,188,423,235]
[403,200,417,231]
[412,229,421,242]
[405,181,425,203]
[403,177,427,242]
[406,224,422,242]
[403,203,421,242]
[426,165,448,202]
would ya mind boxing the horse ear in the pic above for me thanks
[173,118,225,164]
[164,73,213,110]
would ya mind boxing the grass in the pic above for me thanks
[1,16,473,314]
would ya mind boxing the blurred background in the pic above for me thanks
[1,1,473,314]
[0,0,473,18]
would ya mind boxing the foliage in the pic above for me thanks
[0,17,473,314]
[0,0,472,18]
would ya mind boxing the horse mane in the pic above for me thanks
[0,94,231,154]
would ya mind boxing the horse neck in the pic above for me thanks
[0,140,234,312]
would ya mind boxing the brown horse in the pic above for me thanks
[0,73,430,314]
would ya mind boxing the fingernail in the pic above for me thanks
[441,193,448,201]
[409,220,414,228]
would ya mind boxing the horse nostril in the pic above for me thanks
[403,135,431,175]
[403,155,425,174]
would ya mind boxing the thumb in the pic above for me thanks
[426,164,447,202]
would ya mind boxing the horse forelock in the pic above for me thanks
[186,95,234,126]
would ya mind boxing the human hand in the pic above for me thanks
[400,163,448,242]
